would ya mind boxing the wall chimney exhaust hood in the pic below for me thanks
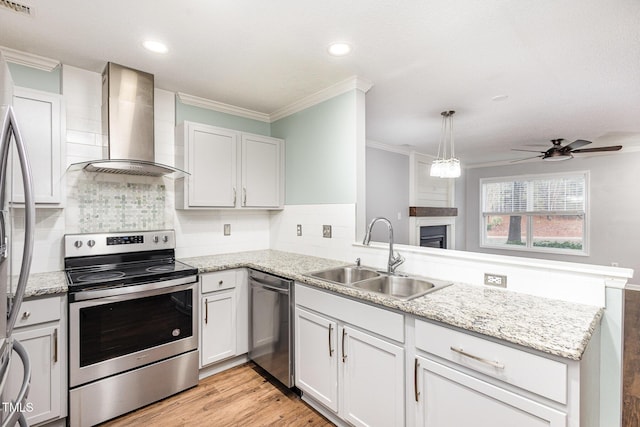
[67,62,187,177]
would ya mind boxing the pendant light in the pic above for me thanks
[430,110,461,178]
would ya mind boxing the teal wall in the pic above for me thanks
[271,91,358,205]
[7,63,61,93]
[175,100,270,136]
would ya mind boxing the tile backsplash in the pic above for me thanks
[67,172,170,233]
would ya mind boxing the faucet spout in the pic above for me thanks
[363,217,405,274]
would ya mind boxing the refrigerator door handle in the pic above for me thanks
[1,340,31,427]
[1,106,35,337]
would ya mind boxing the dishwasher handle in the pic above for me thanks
[249,270,292,292]
[251,280,290,294]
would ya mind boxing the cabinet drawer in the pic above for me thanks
[415,319,567,404]
[14,296,62,328]
[201,270,237,293]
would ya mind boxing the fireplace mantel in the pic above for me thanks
[409,207,458,217]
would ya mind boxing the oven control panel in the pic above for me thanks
[107,235,144,245]
[64,230,176,257]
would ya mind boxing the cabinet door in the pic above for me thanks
[12,87,62,204]
[415,356,566,427]
[295,307,338,412]
[341,326,405,427]
[7,324,61,425]
[241,134,283,208]
[188,124,237,207]
[201,289,237,366]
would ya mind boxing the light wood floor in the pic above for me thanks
[100,362,333,427]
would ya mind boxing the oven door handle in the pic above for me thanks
[69,276,198,304]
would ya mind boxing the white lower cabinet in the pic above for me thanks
[411,318,600,427]
[295,307,338,411]
[294,284,405,427]
[199,269,248,368]
[201,289,237,365]
[414,356,566,427]
[6,295,67,426]
[341,325,404,427]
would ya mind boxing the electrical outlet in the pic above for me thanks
[484,273,507,288]
[296,224,302,236]
[223,224,231,236]
[323,225,332,238]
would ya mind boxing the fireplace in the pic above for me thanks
[409,216,456,249]
[420,225,448,249]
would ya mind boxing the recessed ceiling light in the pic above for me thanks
[491,94,509,102]
[328,42,352,57]
[142,40,168,54]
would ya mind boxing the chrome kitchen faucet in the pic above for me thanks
[362,217,405,274]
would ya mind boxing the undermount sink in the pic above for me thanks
[306,266,380,285]
[305,266,451,301]
[352,275,450,301]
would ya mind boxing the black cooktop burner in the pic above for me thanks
[146,265,175,273]
[76,271,126,282]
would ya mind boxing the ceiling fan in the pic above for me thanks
[512,139,622,162]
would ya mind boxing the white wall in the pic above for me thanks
[366,146,410,244]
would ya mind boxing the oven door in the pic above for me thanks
[69,280,197,388]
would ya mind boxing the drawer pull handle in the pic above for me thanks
[53,328,58,363]
[205,299,209,324]
[341,329,347,363]
[450,346,505,370]
[22,311,30,320]
[414,358,420,402]
[328,324,334,356]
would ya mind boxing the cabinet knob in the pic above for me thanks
[22,311,31,319]
[218,280,224,286]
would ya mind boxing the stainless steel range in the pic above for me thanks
[64,230,199,427]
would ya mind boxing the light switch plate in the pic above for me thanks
[323,225,332,238]
[224,224,231,236]
[297,224,302,236]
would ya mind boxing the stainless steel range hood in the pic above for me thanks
[68,62,186,177]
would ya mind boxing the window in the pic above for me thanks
[481,172,588,255]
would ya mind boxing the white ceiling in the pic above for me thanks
[1,0,639,165]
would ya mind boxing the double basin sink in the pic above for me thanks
[306,266,452,301]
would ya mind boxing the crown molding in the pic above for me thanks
[178,75,374,124]
[0,46,60,71]
[176,92,271,123]
[366,140,412,155]
[269,76,373,122]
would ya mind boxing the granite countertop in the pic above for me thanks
[182,250,602,361]
[20,249,602,361]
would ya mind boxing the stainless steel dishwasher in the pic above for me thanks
[249,269,294,387]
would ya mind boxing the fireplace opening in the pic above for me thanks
[420,225,447,249]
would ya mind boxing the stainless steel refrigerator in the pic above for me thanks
[0,53,36,427]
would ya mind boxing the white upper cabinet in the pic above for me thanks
[241,133,283,208]
[11,87,64,206]
[175,121,284,210]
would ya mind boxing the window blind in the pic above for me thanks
[483,174,585,214]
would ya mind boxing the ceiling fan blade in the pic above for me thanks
[571,145,622,153]
[511,148,545,153]
[563,139,592,151]
[510,155,544,163]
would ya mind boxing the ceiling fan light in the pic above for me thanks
[543,153,573,161]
